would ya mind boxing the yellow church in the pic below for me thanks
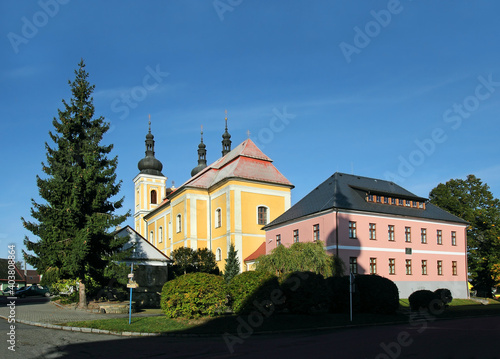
[133,117,293,272]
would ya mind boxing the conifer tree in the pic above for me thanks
[22,60,129,308]
[224,244,240,282]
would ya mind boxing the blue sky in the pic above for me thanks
[1,0,499,264]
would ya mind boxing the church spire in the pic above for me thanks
[138,115,164,176]
[191,125,208,177]
[221,110,232,156]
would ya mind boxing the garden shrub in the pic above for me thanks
[326,275,352,313]
[280,271,330,314]
[160,272,228,318]
[434,288,453,306]
[327,275,399,314]
[409,289,442,311]
[355,275,400,314]
[228,271,280,314]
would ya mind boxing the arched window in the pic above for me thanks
[159,226,163,243]
[150,190,157,204]
[176,214,182,233]
[216,248,222,261]
[215,208,222,228]
[257,206,268,225]
[149,230,154,243]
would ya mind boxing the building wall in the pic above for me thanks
[140,178,292,273]
[265,210,468,298]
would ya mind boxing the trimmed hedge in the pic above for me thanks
[326,275,399,314]
[280,271,330,314]
[228,271,280,314]
[160,272,228,318]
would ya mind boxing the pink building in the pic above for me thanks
[263,173,469,298]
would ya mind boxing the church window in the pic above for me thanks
[313,224,320,241]
[215,208,222,228]
[159,226,163,243]
[216,248,222,261]
[151,190,157,204]
[257,206,268,225]
[176,214,182,233]
[149,231,154,243]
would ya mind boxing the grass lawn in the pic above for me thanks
[60,298,500,335]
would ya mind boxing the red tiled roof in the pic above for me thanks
[181,139,293,190]
[244,242,266,262]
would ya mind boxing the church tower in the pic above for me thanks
[133,119,167,237]
[221,111,232,156]
[190,126,208,177]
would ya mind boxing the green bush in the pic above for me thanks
[409,290,441,311]
[326,275,352,313]
[434,288,453,305]
[355,275,399,314]
[229,271,280,314]
[160,272,228,318]
[327,275,399,314]
[280,271,330,314]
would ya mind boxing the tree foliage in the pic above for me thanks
[255,241,333,278]
[224,244,240,283]
[22,60,129,307]
[429,174,500,295]
[170,247,219,276]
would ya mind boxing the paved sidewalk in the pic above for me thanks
[0,298,129,324]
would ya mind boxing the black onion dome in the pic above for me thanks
[138,121,164,176]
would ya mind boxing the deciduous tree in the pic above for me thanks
[429,174,500,296]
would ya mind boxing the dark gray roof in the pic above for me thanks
[264,172,468,229]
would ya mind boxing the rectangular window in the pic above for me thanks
[215,208,222,228]
[452,261,457,276]
[384,197,389,204]
[422,260,427,275]
[412,201,417,208]
[406,200,411,207]
[405,227,411,242]
[388,225,395,241]
[349,221,357,239]
[276,234,281,246]
[437,260,443,275]
[349,257,358,274]
[406,259,412,275]
[367,194,374,202]
[421,228,427,244]
[258,206,268,225]
[451,231,456,246]
[437,230,442,245]
[293,229,299,243]
[313,224,320,241]
[370,258,377,274]
[376,196,381,203]
[389,258,396,275]
[399,199,404,206]
[391,198,396,205]
[369,223,376,240]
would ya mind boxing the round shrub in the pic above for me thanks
[160,272,228,318]
[355,275,400,314]
[326,275,352,313]
[434,288,453,306]
[281,271,330,314]
[229,271,280,314]
[409,289,441,311]
[327,275,399,314]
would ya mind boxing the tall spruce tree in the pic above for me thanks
[224,244,240,282]
[22,60,129,308]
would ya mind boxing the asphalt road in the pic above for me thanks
[1,314,499,358]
